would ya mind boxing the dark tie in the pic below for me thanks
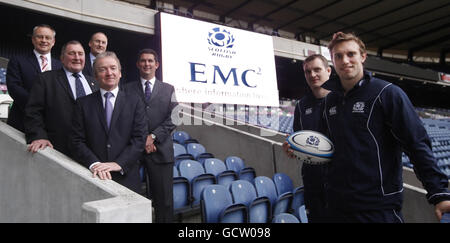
[145,81,152,101]
[104,92,113,129]
[72,73,86,99]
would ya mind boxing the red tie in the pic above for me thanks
[40,55,48,72]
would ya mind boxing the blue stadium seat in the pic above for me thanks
[272,213,299,223]
[254,176,292,216]
[174,143,187,157]
[225,156,256,182]
[186,143,214,162]
[200,184,247,223]
[229,180,271,223]
[203,158,238,187]
[173,143,195,167]
[172,131,190,145]
[272,173,294,212]
[273,173,293,195]
[178,160,216,206]
[291,186,305,218]
[173,166,191,213]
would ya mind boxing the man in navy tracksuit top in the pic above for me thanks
[323,32,450,222]
[292,54,332,222]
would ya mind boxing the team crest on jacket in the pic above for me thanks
[352,102,365,113]
[305,108,312,115]
[329,106,337,116]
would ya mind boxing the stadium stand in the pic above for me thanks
[172,131,306,223]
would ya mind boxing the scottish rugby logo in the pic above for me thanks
[306,136,320,147]
[208,27,235,48]
[207,27,237,59]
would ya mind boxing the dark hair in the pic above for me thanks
[137,48,159,63]
[303,54,329,69]
[60,40,83,58]
[327,32,366,55]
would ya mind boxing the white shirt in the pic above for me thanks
[140,76,156,93]
[33,50,52,72]
[100,86,119,109]
[63,68,93,99]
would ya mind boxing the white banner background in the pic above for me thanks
[160,13,279,107]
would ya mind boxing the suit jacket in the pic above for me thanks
[6,51,62,132]
[24,69,98,156]
[69,89,147,192]
[82,53,94,77]
[124,79,177,163]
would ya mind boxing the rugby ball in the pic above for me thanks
[286,130,334,164]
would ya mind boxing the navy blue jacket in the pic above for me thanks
[323,71,450,212]
[6,52,62,132]
[293,93,330,214]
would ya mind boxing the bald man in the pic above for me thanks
[83,32,108,77]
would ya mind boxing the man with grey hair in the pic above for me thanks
[70,51,146,193]
[6,24,62,132]
[25,40,98,157]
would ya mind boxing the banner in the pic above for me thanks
[159,13,279,107]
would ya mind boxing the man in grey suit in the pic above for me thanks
[25,40,98,156]
[125,49,177,222]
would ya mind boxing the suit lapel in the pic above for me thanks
[51,57,60,70]
[94,91,109,133]
[133,80,146,102]
[109,90,125,132]
[86,76,99,92]
[55,69,77,100]
[149,79,162,103]
[27,52,41,74]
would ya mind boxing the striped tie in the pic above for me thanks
[40,55,48,72]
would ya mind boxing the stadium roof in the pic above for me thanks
[159,0,450,62]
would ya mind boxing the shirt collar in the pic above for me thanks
[141,76,156,86]
[33,49,51,59]
[63,67,85,79]
[90,52,96,64]
[100,86,119,98]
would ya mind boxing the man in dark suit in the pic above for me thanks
[70,51,146,193]
[125,49,177,222]
[24,40,98,156]
[6,24,62,132]
[82,32,108,77]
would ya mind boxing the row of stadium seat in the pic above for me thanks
[171,130,307,223]
[200,175,307,223]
